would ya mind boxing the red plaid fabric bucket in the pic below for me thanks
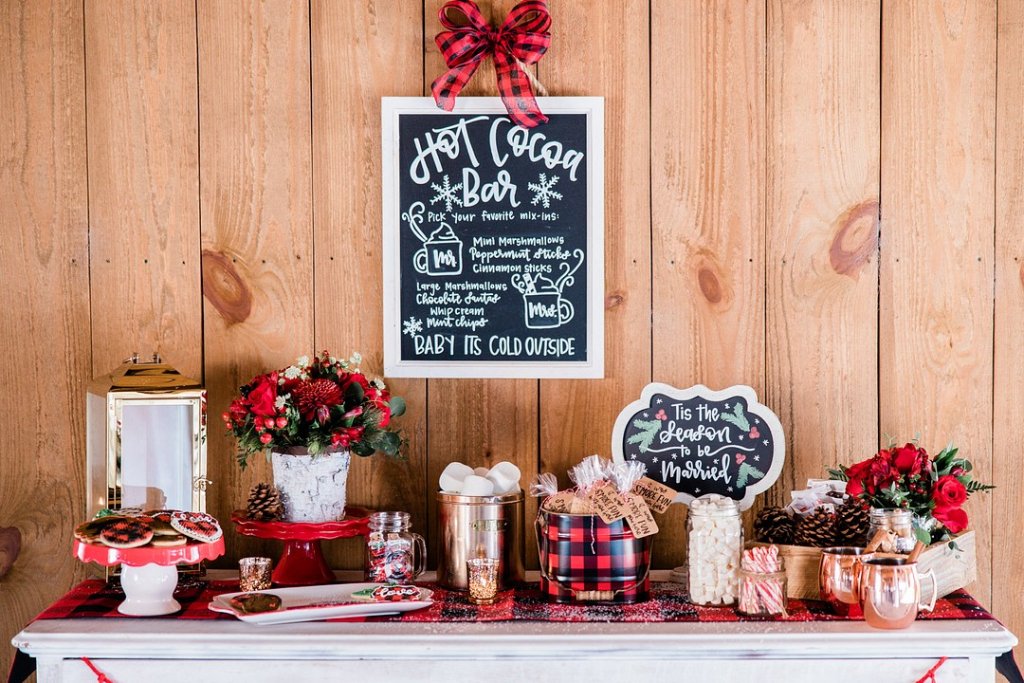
[536,509,653,604]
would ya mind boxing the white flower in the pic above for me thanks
[371,377,386,390]
[349,352,362,367]
[283,365,303,379]
[295,355,310,367]
[274,394,290,410]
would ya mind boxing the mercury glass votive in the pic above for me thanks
[239,556,273,591]
[466,558,500,605]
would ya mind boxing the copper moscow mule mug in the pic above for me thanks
[859,556,937,630]
[818,547,870,614]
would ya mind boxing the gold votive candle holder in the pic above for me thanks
[239,556,273,592]
[466,558,500,605]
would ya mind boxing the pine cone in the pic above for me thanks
[794,508,836,547]
[834,498,870,546]
[754,506,795,544]
[246,482,284,522]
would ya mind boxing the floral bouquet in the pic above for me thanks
[223,351,406,468]
[830,441,993,543]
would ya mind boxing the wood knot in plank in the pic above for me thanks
[202,249,252,325]
[697,266,723,305]
[829,200,879,279]
[605,291,625,309]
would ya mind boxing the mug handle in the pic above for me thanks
[918,567,938,612]
[413,248,429,274]
[558,298,574,325]
[411,533,428,578]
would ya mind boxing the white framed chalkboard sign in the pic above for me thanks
[611,383,786,511]
[382,97,604,379]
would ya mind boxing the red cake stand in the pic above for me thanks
[74,538,225,616]
[231,508,370,587]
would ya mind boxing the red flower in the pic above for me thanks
[293,378,343,423]
[259,432,273,445]
[844,459,873,497]
[868,456,896,494]
[330,426,365,447]
[933,504,968,534]
[893,444,927,476]
[247,376,278,417]
[934,475,968,508]
[340,372,371,395]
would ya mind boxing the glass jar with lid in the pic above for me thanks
[687,494,743,606]
[867,508,915,553]
[364,511,427,584]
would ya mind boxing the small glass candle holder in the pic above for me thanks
[466,558,500,605]
[239,556,273,592]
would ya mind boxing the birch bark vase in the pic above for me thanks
[270,449,352,522]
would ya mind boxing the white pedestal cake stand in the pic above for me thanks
[73,538,225,616]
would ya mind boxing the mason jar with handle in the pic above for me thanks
[364,511,426,584]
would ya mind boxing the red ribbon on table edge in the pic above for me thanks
[431,0,551,129]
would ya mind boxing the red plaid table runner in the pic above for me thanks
[35,579,995,624]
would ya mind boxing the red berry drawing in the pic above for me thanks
[749,426,760,439]
[655,409,667,420]
[735,453,746,464]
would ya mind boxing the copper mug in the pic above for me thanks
[859,557,937,629]
[819,547,870,615]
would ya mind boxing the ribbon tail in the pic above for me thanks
[495,60,548,128]
[431,62,481,112]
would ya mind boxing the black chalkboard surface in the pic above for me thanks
[382,98,604,379]
[611,383,785,510]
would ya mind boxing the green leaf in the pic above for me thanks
[344,381,365,405]
[914,527,932,545]
[720,403,750,432]
[388,396,406,417]
[351,441,375,457]
[826,467,849,482]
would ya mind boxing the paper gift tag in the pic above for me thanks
[543,491,574,513]
[588,482,627,523]
[622,492,658,538]
[632,476,676,514]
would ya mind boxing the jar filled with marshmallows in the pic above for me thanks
[687,494,742,606]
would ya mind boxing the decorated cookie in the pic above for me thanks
[170,511,223,543]
[99,518,154,549]
[144,509,176,525]
[74,517,123,543]
[228,592,282,614]
[370,584,421,602]
[149,534,188,547]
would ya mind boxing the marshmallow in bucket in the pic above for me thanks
[439,461,521,495]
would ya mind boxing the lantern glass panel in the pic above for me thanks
[118,401,196,510]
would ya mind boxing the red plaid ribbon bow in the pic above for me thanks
[431,0,552,128]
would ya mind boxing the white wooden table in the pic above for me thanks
[12,572,1018,683]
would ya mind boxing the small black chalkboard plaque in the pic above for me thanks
[611,383,785,510]
[382,97,604,379]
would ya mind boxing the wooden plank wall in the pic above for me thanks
[1,0,1022,670]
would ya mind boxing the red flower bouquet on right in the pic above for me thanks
[831,442,993,543]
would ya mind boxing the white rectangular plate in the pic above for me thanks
[209,583,433,625]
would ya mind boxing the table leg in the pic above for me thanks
[272,539,336,586]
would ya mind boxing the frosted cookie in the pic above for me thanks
[99,518,154,549]
[370,584,421,602]
[170,511,223,542]
[150,534,188,547]
[229,592,282,614]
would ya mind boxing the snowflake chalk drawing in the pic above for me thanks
[527,173,563,208]
[611,383,785,510]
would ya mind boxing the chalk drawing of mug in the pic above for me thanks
[522,291,574,329]
[411,218,463,277]
[511,248,584,330]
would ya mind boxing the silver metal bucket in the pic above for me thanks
[436,490,525,590]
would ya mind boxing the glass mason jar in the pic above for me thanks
[737,563,788,618]
[364,511,427,584]
[687,495,743,606]
[868,508,915,553]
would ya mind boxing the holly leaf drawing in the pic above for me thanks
[720,402,750,432]
[627,418,662,454]
[735,461,765,488]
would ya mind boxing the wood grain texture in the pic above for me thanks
[993,0,1024,655]
[198,0,314,564]
[766,0,880,494]
[651,0,765,566]
[423,0,541,569]
[311,0,428,570]
[84,0,201,379]
[880,0,996,605]
[538,0,652,543]
[0,0,89,672]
